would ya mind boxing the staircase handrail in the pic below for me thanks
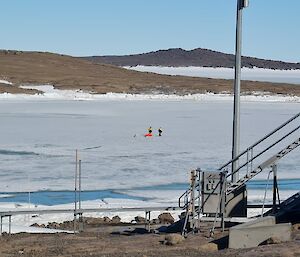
[226,126,300,179]
[226,137,300,194]
[218,112,300,172]
[178,186,200,209]
[178,188,191,208]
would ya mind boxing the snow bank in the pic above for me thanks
[0,84,298,103]
[0,79,13,85]
[125,66,300,84]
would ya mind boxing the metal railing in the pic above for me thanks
[219,112,300,182]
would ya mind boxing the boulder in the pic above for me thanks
[60,220,73,229]
[47,222,60,229]
[158,213,175,224]
[103,216,112,223]
[85,217,98,225]
[134,216,145,223]
[30,223,39,227]
[164,234,184,245]
[292,223,300,231]
[111,216,121,224]
[198,242,218,252]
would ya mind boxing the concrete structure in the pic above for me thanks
[229,216,291,249]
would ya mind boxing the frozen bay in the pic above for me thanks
[0,99,299,205]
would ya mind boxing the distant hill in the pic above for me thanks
[0,50,299,96]
[83,48,300,70]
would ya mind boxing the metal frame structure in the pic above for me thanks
[179,112,300,235]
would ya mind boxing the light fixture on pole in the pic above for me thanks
[232,0,249,182]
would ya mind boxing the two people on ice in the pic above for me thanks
[146,126,163,137]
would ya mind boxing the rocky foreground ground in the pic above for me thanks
[0,215,299,257]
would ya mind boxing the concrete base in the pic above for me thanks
[229,216,291,249]
[226,185,247,217]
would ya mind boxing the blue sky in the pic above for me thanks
[0,0,299,62]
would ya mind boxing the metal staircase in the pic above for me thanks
[179,112,300,234]
[226,137,300,194]
[220,112,299,194]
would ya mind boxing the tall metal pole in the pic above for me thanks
[232,0,248,182]
[78,159,84,232]
[79,159,82,210]
[74,149,78,233]
[272,164,278,214]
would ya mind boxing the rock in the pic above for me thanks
[103,216,112,223]
[31,223,46,228]
[30,223,40,227]
[48,222,60,229]
[292,223,300,231]
[85,217,96,225]
[111,216,121,224]
[261,237,282,245]
[198,242,218,252]
[85,216,111,225]
[158,212,175,224]
[134,216,145,223]
[151,218,160,224]
[60,220,72,229]
[164,234,184,245]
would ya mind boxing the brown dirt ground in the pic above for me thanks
[0,50,299,96]
[0,224,299,257]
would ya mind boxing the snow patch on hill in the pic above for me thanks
[124,66,300,84]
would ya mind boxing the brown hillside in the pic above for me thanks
[0,50,299,96]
